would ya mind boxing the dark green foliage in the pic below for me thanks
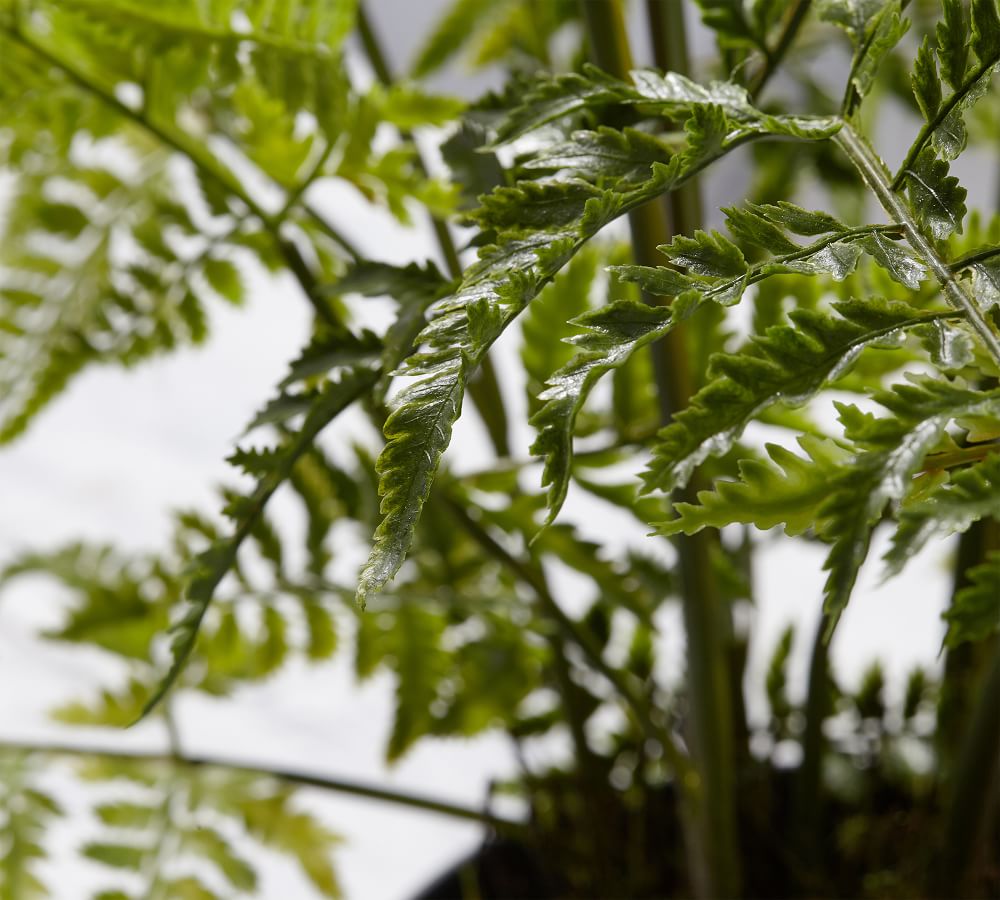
[944,551,1000,647]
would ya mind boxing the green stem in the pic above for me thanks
[794,618,831,878]
[931,636,1000,897]
[835,122,1000,365]
[356,3,510,457]
[580,3,740,897]
[747,0,813,98]
[950,244,1000,272]
[645,0,703,244]
[0,737,523,833]
[442,493,691,783]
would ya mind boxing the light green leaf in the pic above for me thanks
[885,452,1000,573]
[658,436,850,537]
[645,299,959,494]
[531,298,681,525]
[905,149,967,239]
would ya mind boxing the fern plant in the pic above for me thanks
[1,0,999,897]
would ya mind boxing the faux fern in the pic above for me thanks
[2,1,1000,897]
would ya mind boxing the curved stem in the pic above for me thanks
[835,122,1000,365]
[0,737,523,832]
[441,493,692,783]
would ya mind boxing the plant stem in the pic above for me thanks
[794,617,831,875]
[835,122,1000,365]
[931,636,1000,897]
[441,493,692,783]
[580,3,740,897]
[0,737,524,833]
[747,0,813,98]
[356,3,510,457]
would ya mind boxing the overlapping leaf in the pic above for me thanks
[644,298,960,495]
[885,451,1000,573]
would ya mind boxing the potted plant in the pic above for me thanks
[0,0,997,896]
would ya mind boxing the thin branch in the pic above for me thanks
[0,737,524,832]
[441,493,693,784]
[747,0,813,99]
[836,122,1000,365]
[950,245,1000,272]
[586,3,741,897]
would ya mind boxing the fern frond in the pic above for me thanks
[895,0,1000,177]
[884,452,1000,574]
[617,216,920,306]
[0,753,61,900]
[819,378,1000,634]
[360,78,847,571]
[658,436,850,537]
[79,762,343,898]
[645,299,960,495]
[144,366,376,716]
[530,298,690,525]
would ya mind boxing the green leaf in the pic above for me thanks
[913,35,942,121]
[842,1,910,114]
[521,244,600,418]
[83,842,148,870]
[723,205,801,254]
[659,229,748,278]
[142,367,376,717]
[972,0,1000,67]
[857,231,927,289]
[645,299,959,494]
[409,0,505,77]
[818,0,885,40]
[944,551,1000,647]
[0,755,60,900]
[693,0,759,48]
[819,378,1000,635]
[885,452,1000,574]
[937,0,970,91]
[747,201,849,236]
[202,257,244,304]
[658,436,849,537]
[905,149,967,239]
[372,83,465,129]
[522,126,677,181]
[530,298,681,524]
[185,825,257,891]
[766,624,796,726]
